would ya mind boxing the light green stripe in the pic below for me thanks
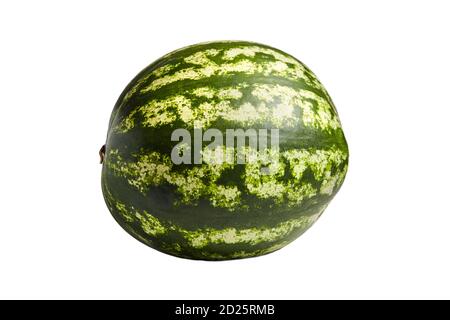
[120,62,182,105]
[139,45,322,93]
[198,241,290,259]
[140,60,255,93]
[182,209,323,249]
[104,185,167,237]
[222,46,299,64]
[105,146,347,209]
[105,186,325,249]
[116,83,340,132]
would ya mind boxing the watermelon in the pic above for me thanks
[101,41,349,260]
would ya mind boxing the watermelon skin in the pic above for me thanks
[101,41,349,260]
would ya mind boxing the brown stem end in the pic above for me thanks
[99,145,106,164]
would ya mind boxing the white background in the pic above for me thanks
[1,0,449,299]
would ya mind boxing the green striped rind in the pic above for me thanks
[115,83,340,133]
[107,41,337,132]
[105,146,347,211]
[102,41,349,260]
[103,183,325,260]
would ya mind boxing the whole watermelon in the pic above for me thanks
[101,41,349,260]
